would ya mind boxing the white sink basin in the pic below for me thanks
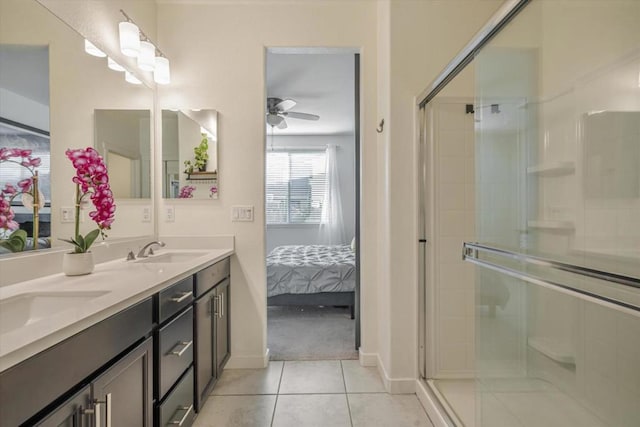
[135,251,209,264]
[0,290,109,334]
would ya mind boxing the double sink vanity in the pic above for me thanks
[0,243,234,426]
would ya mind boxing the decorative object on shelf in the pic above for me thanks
[178,185,196,198]
[0,147,42,251]
[61,147,116,276]
[184,134,209,175]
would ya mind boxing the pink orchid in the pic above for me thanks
[178,185,196,198]
[17,178,32,192]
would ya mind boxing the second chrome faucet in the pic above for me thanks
[137,241,166,258]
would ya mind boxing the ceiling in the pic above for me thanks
[0,46,49,106]
[266,51,355,135]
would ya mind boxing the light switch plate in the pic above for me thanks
[164,206,175,222]
[60,207,74,223]
[142,206,151,223]
[232,205,254,222]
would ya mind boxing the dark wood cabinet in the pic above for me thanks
[215,278,230,375]
[194,289,216,410]
[35,386,91,427]
[92,338,153,427]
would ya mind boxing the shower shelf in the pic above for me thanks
[526,162,575,177]
[528,336,575,365]
[527,220,575,231]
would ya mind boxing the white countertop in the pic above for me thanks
[0,247,234,373]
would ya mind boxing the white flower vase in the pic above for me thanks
[63,252,94,276]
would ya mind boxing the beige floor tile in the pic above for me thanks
[193,395,276,427]
[213,361,283,395]
[279,360,345,394]
[348,393,434,427]
[341,360,385,393]
[272,394,351,427]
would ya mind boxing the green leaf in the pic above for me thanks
[83,229,100,251]
[76,234,86,252]
[0,229,27,252]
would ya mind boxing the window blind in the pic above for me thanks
[266,150,326,224]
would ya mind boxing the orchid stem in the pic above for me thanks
[74,183,80,243]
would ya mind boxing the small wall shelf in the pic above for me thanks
[186,171,217,183]
[526,161,575,177]
[527,219,575,231]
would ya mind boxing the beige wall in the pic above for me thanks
[156,0,379,368]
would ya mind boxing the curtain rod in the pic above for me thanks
[416,0,530,108]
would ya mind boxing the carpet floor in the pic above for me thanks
[267,305,358,361]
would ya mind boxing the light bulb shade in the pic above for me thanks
[119,21,140,57]
[154,56,171,85]
[107,57,126,72]
[137,41,156,71]
[84,39,106,57]
[125,71,142,85]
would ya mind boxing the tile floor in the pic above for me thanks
[193,360,434,427]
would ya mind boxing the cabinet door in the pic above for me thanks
[194,291,215,411]
[215,279,230,374]
[91,337,153,427]
[35,386,91,427]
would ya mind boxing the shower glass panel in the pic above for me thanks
[473,1,640,426]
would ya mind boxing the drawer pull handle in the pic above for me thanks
[169,404,194,426]
[213,295,219,317]
[170,292,193,303]
[170,340,193,357]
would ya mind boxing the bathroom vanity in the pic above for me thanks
[0,249,233,426]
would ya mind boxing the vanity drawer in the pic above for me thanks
[158,368,195,427]
[195,258,230,297]
[157,307,193,399]
[158,276,194,323]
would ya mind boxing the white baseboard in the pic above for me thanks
[225,348,270,369]
[376,354,416,394]
[358,349,378,367]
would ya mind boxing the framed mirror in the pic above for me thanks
[161,109,219,199]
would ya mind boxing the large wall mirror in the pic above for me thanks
[0,0,155,256]
[162,109,219,199]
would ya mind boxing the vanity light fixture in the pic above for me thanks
[118,21,140,57]
[138,40,156,71]
[154,56,171,85]
[84,39,106,57]
[125,71,142,85]
[120,9,171,84]
[107,57,126,72]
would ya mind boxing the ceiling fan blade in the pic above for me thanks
[277,119,288,129]
[267,114,284,127]
[275,99,296,112]
[285,111,320,121]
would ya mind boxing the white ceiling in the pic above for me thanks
[266,51,355,135]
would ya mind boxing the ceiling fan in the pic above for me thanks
[266,97,319,129]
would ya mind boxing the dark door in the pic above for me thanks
[35,386,92,427]
[354,52,361,350]
[194,289,215,411]
[91,338,153,427]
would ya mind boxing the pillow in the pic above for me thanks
[350,237,356,252]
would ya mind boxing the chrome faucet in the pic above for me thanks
[137,241,166,258]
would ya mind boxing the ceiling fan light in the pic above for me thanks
[84,39,106,57]
[119,21,140,57]
[107,57,126,72]
[125,71,142,85]
[138,40,156,71]
[154,56,171,85]
[267,114,284,127]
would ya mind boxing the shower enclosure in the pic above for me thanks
[418,1,640,425]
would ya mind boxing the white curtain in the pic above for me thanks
[318,144,345,244]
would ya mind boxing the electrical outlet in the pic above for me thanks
[60,207,75,223]
[232,205,254,222]
[165,206,175,222]
[142,206,151,222]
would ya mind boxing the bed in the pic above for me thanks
[267,244,356,318]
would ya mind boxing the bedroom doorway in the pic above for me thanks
[264,48,360,361]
